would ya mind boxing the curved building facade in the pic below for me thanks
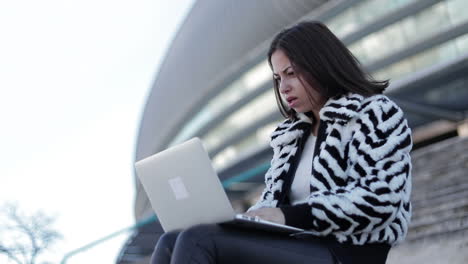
[118,0,468,262]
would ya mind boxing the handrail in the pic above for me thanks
[60,215,157,264]
[61,163,269,263]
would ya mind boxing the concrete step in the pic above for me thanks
[412,185,468,209]
[412,178,468,199]
[388,137,468,255]
[412,169,467,189]
[412,196,468,220]
[411,137,468,165]
[406,214,468,242]
[412,151,468,171]
[410,210,468,230]
[411,181,468,204]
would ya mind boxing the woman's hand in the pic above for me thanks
[244,208,285,225]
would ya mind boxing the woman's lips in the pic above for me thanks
[287,97,299,107]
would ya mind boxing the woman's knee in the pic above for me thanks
[157,230,180,249]
[169,224,220,263]
[179,224,219,241]
[174,223,221,250]
[151,230,181,264]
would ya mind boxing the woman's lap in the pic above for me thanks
[151,223,335,264]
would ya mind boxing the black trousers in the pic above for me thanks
[150,223,336,264]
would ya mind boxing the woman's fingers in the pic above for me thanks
[244,208,285,224]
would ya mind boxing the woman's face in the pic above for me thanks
[271,49,326,114]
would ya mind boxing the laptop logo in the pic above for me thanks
[168,177,189,200]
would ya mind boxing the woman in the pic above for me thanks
[151,21,412,264]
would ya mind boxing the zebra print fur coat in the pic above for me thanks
[248,93,412,246]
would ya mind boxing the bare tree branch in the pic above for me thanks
[0,245,23,264]
[0,202,62,264]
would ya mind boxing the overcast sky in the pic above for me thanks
[0,0,195,263]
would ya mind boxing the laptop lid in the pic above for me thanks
[135,138,235,232]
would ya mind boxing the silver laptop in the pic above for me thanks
[135,137,303,234]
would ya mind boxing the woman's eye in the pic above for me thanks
[287,71,294,76]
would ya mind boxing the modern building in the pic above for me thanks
[117,0,468,262]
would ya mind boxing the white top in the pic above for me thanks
[290,133,316,205]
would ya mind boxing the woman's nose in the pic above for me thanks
[279,82,291,94]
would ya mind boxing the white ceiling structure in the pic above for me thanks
[135,0,329,162]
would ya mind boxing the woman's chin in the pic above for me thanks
[294,107,312,113]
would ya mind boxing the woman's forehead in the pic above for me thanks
[271,50,292,74]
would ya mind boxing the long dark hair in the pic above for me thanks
[268,21,389,118]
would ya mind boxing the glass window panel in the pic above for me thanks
[372,68,387,82]
[360,33,390,61]
[372,33,468,82]
[327,8,359,38]
[349,43,370,64]
[446,0,468,25]
[243,60,271,90]
[212,146,237,170]
[373,59,414,82]
[202,90,277,151]
[455,34,468,54]
[326,0,416,38]
[401,2,450,39]
[170,108,212,145]
[411,41,458,69]
[349,23,408,65]
[212,120,281,170]
[349,1,458,67]
[169,60,271,146]
[354,0,396,25]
